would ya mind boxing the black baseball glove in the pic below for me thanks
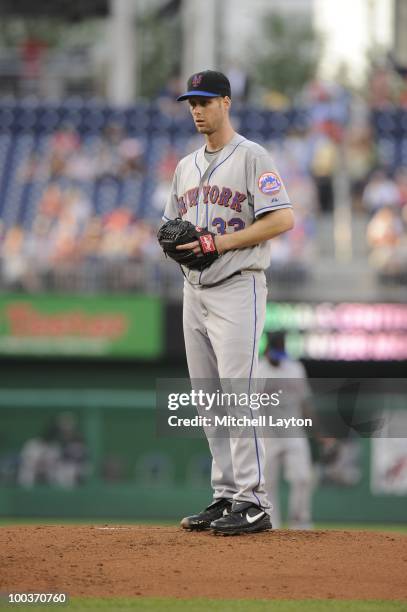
[157,218,219,271]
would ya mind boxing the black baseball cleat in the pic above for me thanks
[180,498,232,531]
[210,501,272,535]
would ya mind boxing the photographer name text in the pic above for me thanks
[168,415,312,429]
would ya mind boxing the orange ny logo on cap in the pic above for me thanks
[192,74,203,87]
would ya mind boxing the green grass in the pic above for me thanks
[0,598,406,612]
[315,523,407,534]
[0,518,406,533]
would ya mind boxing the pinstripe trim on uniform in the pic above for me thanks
[194,152,202,225]
[162,215,172,221]
[255,203,292,217]
[207,139,246,184]
[206,139,246,228]
[193,138,246,228]
[249,274,262,508]
[249,275,257,383]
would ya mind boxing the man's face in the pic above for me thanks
[188,96,230,135]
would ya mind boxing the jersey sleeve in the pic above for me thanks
[162,167,179,221]
[248,150,292,218]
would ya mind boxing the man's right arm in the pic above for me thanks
[162,165,180,222]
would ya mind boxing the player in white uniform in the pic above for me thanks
[163,70,294,535]
[258,332,314,529]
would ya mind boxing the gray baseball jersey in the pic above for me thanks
[163,132,292,284]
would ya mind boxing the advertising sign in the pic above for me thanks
[0,294,163,358]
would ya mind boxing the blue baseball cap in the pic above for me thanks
[177,70,231,101]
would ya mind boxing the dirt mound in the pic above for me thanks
[1,526,406,600]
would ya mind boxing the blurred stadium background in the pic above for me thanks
[0,0,406,525]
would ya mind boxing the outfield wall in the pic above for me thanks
[0,383,406,523]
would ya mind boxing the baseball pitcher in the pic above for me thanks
[159,70,294,535]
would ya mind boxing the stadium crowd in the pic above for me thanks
[0,65,406,291]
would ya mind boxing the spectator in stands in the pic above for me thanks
[51,123,81,157]
[367,206,407,285]
[23,216,54,289]
[362,169,401,216]
[281,128,314,179]
[368,65,396,110]
[367,206,403,249]
[18,152,48,183]
[102,205,134,232]
[4,86,403,292]
[309,126,338,214]
[65,148,96,182]
[395,167,407,208]
[79,216,104,261]
[49,124,81,179]
[127,220,161,260]
[1,225,27,290]
[94,122,124,181]
[49,226,79,266]
[268,154,318,281]
[117,137,145,177]
[346,126,376,211]
[93,123,145,182]
[38,184,64,223]
[151,147,180,215]
[47,189,91,266]
[62,188,92,235]
[304,78,349,130]
[99,206,135,260]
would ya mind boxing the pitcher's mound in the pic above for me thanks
[1,525,406,599]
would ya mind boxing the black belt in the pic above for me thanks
[200,270,242,288]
